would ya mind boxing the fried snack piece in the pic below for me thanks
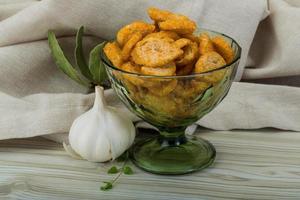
[198,33,215,55]
[144,31,180,40]
[159,18,196,34]
[121,32,143,61]
[174,82,193,99]
[131,37,183,67]
[148,7,189,21]
[176,63,194,75]
[212,36,234,63]
[195,51,226,73]
[123,79,138,94]
[117,21,155,47]
[147,7,175,22]
[176,42,198,66]
[143,93,178,116]
[204,68,227,84]
[147,79,178,96]
[121,61,140,73]
[180,33,199,44]
[174,38,192,49]
[122,79,146,104]
[191,80,211,93]
[174,80,209,99]
[103,42,123,68]
[141,62,176,76]
[148,7,195,34]
[195,52,227,84]
[121,62,144,85]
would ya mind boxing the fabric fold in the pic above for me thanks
[200,82,300,131]
[0,0,299,141]
[244,0,300,82]
[1,82,300,141]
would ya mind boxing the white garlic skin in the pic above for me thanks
[69,86,135,162]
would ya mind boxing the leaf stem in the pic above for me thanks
[101,151,133,191]
[110,157,128,185]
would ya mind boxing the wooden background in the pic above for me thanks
[0,129,300,199]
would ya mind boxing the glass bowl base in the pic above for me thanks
[130,135,216,175]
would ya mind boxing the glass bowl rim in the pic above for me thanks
[100,28,242,78]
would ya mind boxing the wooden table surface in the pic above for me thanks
[0,129,300,200]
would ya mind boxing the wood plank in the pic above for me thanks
[0,129,299,199]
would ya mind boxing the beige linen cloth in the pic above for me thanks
[0,0,299,141]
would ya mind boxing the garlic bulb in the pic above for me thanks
[69,86,135,162]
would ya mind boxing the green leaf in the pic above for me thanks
[123,166,134,175]
[89,42,108,85]
[75,26,93,80]
[47,31,90,87]
[100,182,113,191]
[107,166,119,174]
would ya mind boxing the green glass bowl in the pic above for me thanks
[101,29,241,175]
